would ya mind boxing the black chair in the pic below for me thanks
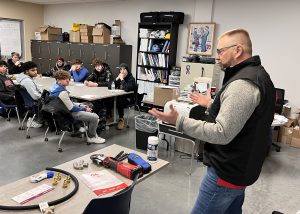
[15,87,40,138]
[0,98,20,126]
[272,88,285,152]
[125,84,141,128]
[41,96,89,152]
[82,175,138,214]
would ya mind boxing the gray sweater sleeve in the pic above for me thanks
[176,79,260,145]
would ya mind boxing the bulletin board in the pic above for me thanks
[0,18,24,58]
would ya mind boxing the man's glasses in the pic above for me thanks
[216,44,237,55]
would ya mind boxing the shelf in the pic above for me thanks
[137,65,169,69]
[139,37,170,41]
[139,51,169,55]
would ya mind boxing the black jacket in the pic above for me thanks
[204,56,275,186]
[0,74,17,104]
[45,63,71,77]
[114,72,136,92]
[7,59,23,74]
[86,63,113,87]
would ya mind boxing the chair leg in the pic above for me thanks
[15,107,21,127]
[20,111,29,130]
[26,114,36,139]
[7,109,12,121]
[44,127,49,142]
[58,131,65,152]
[126,107,131,128]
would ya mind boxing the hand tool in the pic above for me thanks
[128,153,152,174]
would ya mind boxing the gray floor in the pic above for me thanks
[0,113,299,214]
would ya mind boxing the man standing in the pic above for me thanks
[150,29,275,213]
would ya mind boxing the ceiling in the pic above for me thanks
[16,0,124,4]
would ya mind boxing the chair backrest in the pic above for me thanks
[82,175,138,214]
[274,88,285,114]
[15,87,35,109]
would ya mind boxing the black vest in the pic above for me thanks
[204,56,275,186]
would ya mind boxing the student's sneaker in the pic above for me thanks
[117,118,125,130]
[87,135,106,144]
[79,126,88,133]
[27,117,43,128]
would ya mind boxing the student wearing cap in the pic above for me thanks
[69,59,89,82]
[114,63,137,130]
[0,60,17,105]
[7,52,23,74]
[46,57,70,77]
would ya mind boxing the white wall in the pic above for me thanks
[44,0,300,115]
[0,0,44,60]
[44,0,213,75]
[213,0,300,116]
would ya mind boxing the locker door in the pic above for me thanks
[81,43,94,72]
[93,44,106,62]
[69,43,81,60]
[39,58,51,75]
[40,42,50,59]
[58,43,70,62]
[106,45,120,78]
[31,41,40,58]
[49,42,60,60]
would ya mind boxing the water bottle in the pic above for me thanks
[111,81,115,90]
[147,136,158,163]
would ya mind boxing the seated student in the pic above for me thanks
[114,63,137,130]
[0,60,17,105]
[84,58,114,122]
[16,61,43,128]
[84,58,113,87]
[7,52,23,74]
[69,59,89,82]
[49,70,105,144]
[45,57,70,77]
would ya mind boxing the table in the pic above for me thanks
[0,144,169,214]
[36,77,133,124]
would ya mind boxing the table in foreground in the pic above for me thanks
[0,144,169,214]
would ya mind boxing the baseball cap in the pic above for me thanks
[117,63,129,72]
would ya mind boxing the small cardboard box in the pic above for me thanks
[69,30,80,43]
[92,26,110,44]
[291,128,300,148]
[284,118,298,127]
[153,86,179,107]
[279,126,293,144]
[37,25,62,41]
[80,24,94,35]
[80,35,93,43]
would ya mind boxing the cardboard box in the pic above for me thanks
[153,87,179,107]
[284,118,298,127]
[37,25,62,41]
[69,30,80,43]
[80,24,94,35]
[80,35,93,43]
[279,126,293,144]
[291,128,300,148]
[92,26,110,44]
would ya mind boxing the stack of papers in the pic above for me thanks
[81,170,128,196]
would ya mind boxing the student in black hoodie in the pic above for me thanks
[84,58,113,87]
[7,52,23,74]
[45,57,70,77]
[114,63,137,130]
[0,60,17,105]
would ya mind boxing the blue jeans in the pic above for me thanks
[191,167,245,214]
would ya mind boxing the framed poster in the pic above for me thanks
[187,23,215,55]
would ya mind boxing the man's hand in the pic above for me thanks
[84,81,97,87]
[70,65,76,71]
[189,89,212,107]
[116,73,125,81]
[148,104,178,125]
[14,61,21,67]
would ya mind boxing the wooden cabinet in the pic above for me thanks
[31,40,132,78]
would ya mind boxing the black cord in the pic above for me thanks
[0,167,79,211]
